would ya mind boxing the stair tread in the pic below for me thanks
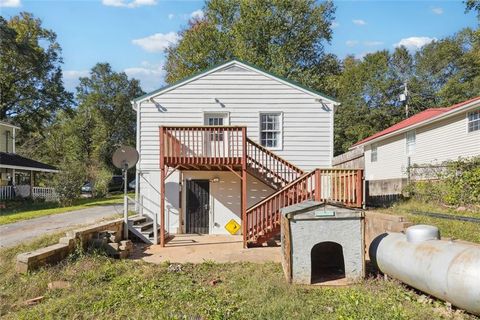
[135,221,153,229]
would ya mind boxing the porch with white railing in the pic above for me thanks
[0,185,58,201]
[0,186,14,200]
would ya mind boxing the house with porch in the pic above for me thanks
[0,120,58,201]
[350,96,480,205]
[132,60,363,248]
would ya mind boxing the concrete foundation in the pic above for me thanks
[364,211,413,259]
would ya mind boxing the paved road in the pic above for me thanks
[0,204,123,248]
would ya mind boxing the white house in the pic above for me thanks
[132,60,363,247]
[351,96,480,204]
[0,120,58,201]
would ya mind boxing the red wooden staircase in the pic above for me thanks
[244,136,363,246]
[157,125,363,247]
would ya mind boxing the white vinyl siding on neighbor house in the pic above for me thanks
[0,125,14,153]
[365,134,408,181]
[137,64,334,172]
[365,109,480,182]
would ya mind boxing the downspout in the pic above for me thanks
[134,101,141,212]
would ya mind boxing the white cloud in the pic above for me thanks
[352,19,366,26]
[394,36,436,50]
[331,21,340,29]
[124,61,165,92]
[168,13,175,20]
[102,0,156,8]
[0,0,21,7]
[63,70,90,92]
[132,32,180,53]
[364,41,383,46]
[190,9,204,20]
[346,40,359,47]
[431,7,443,15]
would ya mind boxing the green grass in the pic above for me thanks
[375,200,480,244]
[0,235,476,319]
[0,193,133,225]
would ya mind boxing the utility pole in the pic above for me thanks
[404,82,409,118]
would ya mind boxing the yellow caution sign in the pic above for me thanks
[225,219,241,235]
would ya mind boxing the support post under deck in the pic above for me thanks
[241,127,248,248]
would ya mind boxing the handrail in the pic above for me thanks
[246,138,304,187]
[161,126,245,164]
[126,195,158,244]
[246,138,304,175]
[245,168,363,243]
[162,125,246,129]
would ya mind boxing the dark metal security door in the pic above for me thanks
[186,179,210,234]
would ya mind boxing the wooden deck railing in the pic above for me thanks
[246,168,363,244]
[160,126,246,166]
[246,138,304,188]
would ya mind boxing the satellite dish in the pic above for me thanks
[112,146,139,170]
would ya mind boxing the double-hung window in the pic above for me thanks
[371,144,378,162]
[468,109,480,132]
[260,113,282,149]
[406,130,416,156]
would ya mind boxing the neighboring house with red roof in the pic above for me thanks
[350,96,480,205]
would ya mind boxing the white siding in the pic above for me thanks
[139,170,274,235]
[412,112,480,164]
[365,109,480,181]
[138,64,334,172]
[365,135,408,181]
[0,125,14,153]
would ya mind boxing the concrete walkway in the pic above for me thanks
[0,204,122,248]
[140,234,281,264]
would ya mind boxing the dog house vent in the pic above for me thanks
[281,201,365,285]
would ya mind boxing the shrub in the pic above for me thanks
[406,156,480,206]
[54,161,85,206]
[92,167,112,198]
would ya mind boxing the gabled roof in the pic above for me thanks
[352,96,480,148]
[132,59,339,104]
[0,152,58,173]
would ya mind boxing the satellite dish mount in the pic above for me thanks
[112,146,139,239]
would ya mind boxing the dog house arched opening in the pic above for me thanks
[311,241,345,284]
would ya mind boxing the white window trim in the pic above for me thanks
[371,144,378,162]
[203,111,230,125]
[466,109,480,133]
[258,112,283,151]
[405,130,416,156]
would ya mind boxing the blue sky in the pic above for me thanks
[0,0,478,93]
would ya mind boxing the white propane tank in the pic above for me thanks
[370,225,480,316]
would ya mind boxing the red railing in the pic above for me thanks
[246,138,304,188]
[246,168,363,244]
[160,126,246,166]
